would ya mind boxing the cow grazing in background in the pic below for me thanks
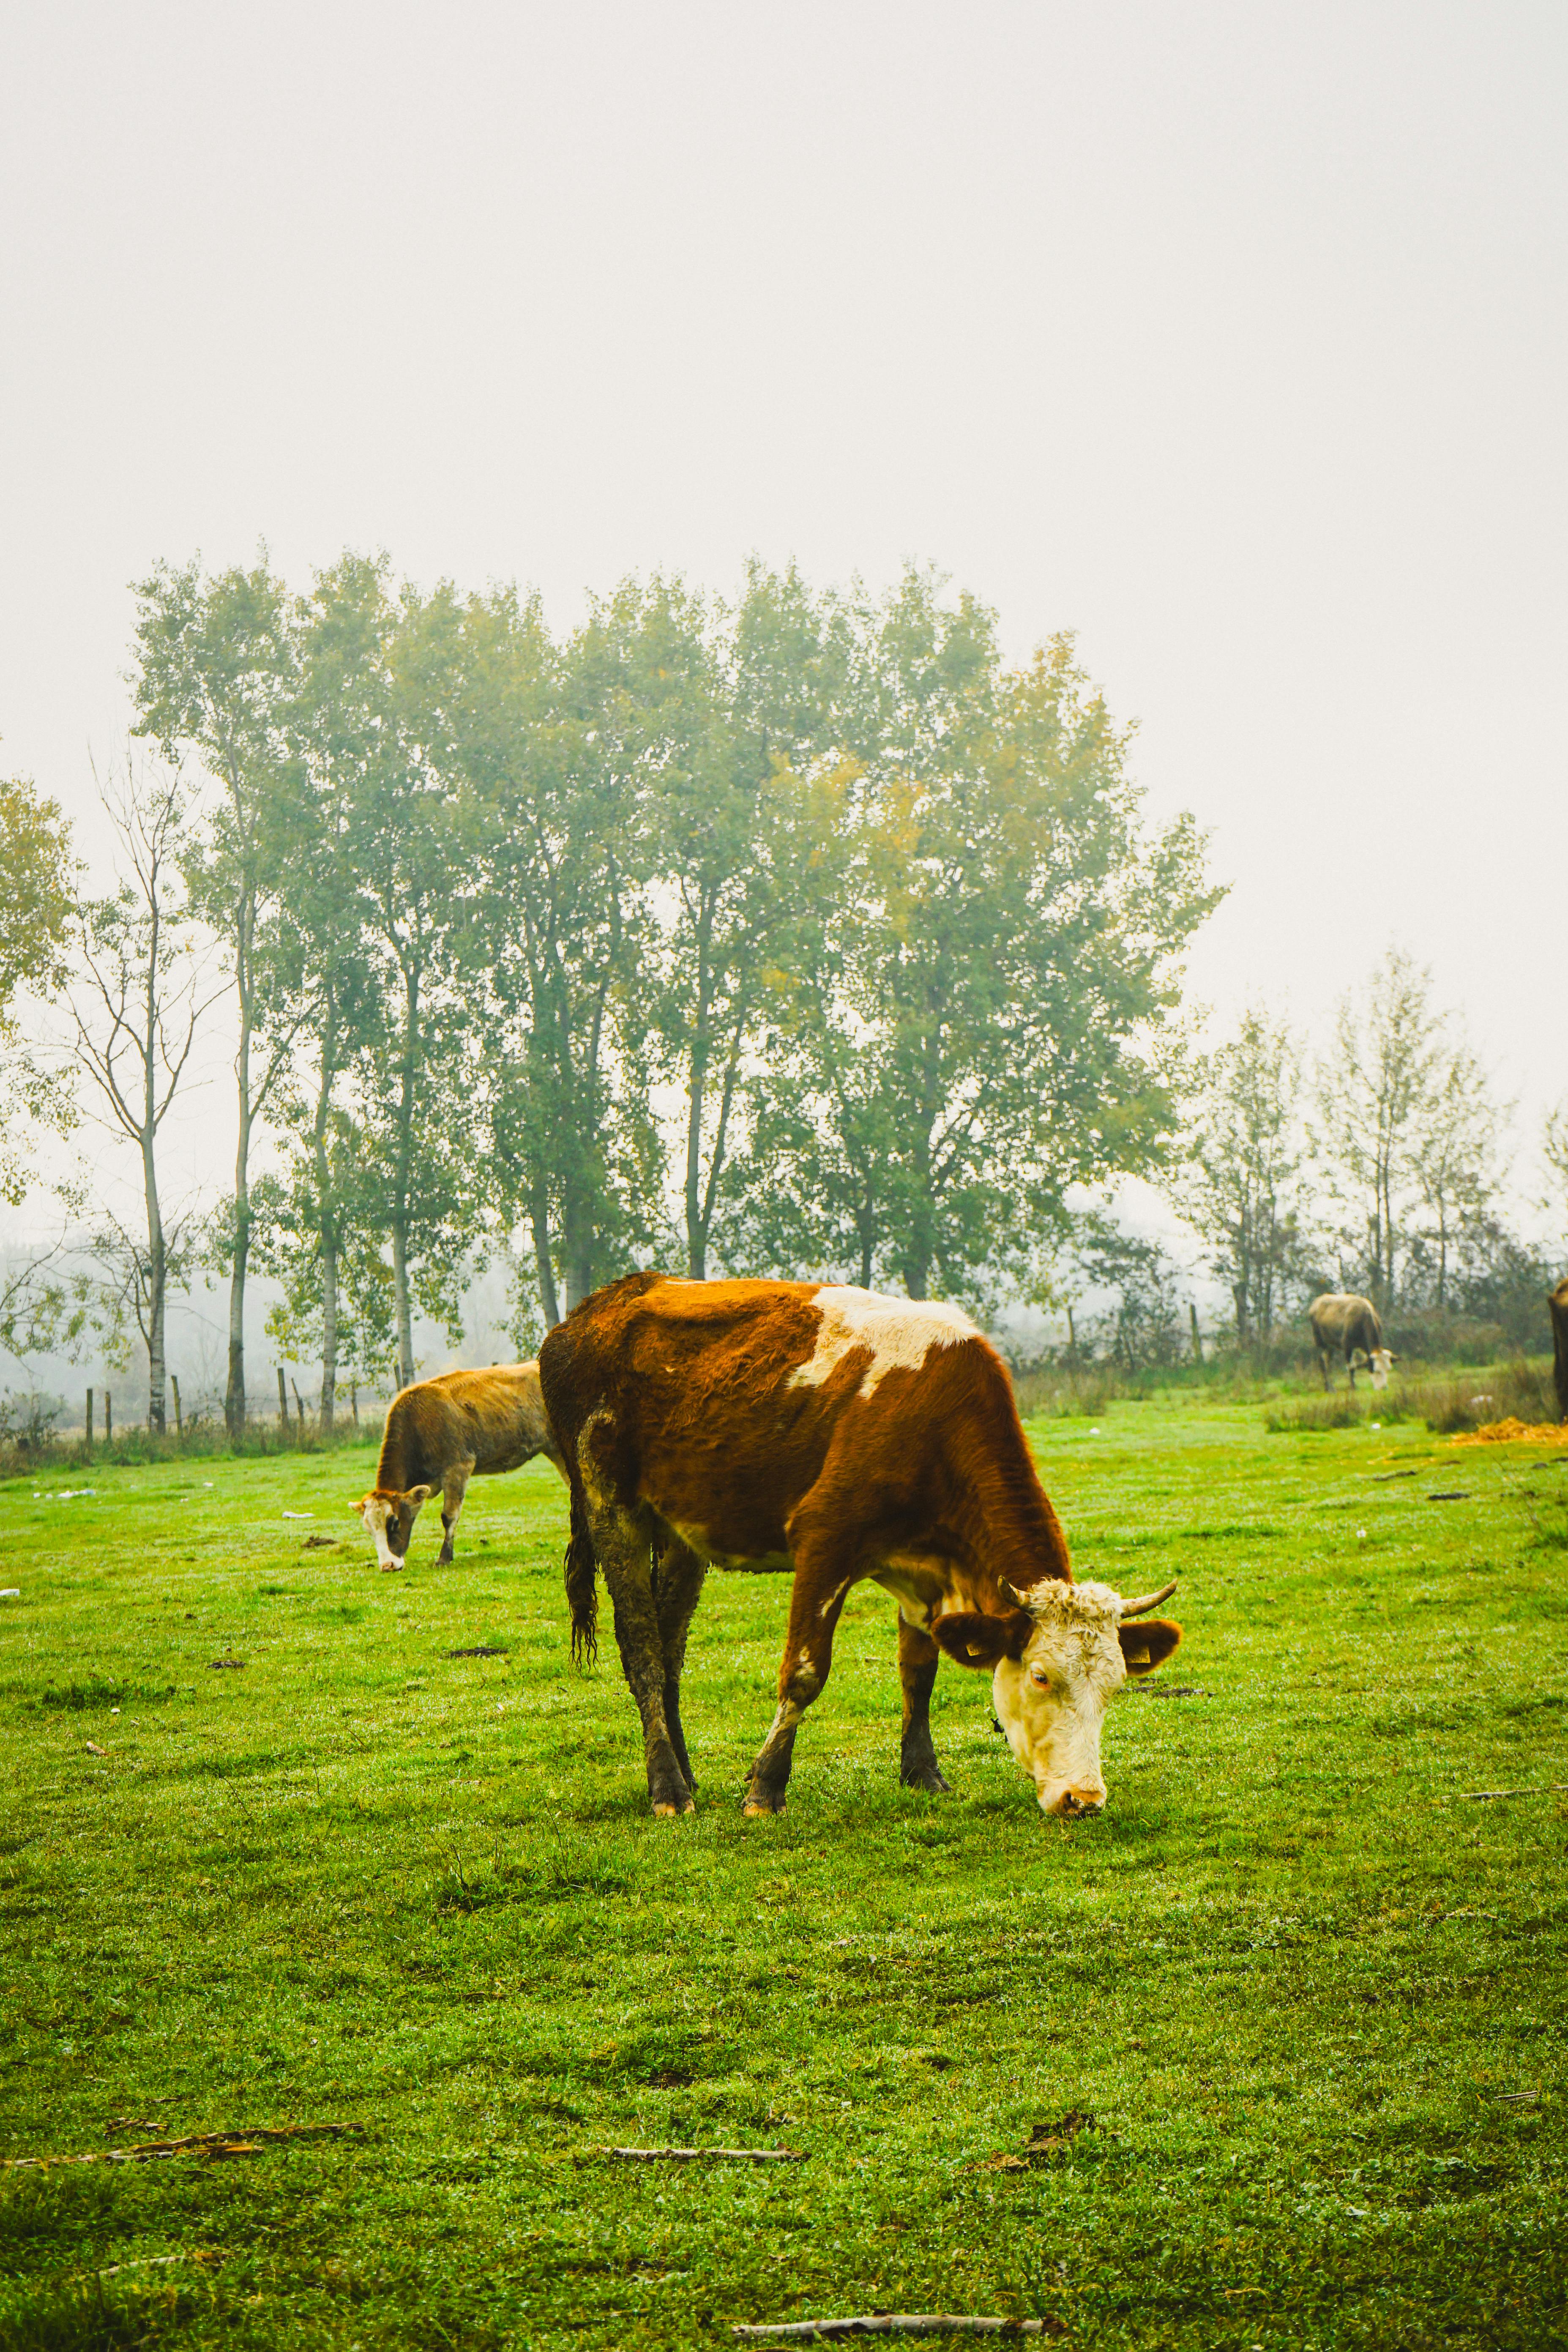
[1551,1278,1568,1424]
[352,1363,565,1571]
[538,1273,1181,1821]
[1308,1293,1395,1391]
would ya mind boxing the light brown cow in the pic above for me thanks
[538,1273,1182,1821]
[1551,1277,1568,1425]
[1308,1293,1395,1391]
[352,1363,565,1571]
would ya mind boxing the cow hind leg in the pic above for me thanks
[651,1535,707,1793]
[745,1554,855,1818]
[897,1611,950,1794]
[592,1503,694,1818]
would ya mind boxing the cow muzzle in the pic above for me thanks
[1041,1781,1106,1819]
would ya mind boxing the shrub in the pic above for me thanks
[1011,1365,1120,1420]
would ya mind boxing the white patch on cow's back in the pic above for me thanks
[787,1285,979,1400]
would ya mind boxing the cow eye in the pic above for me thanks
[1029,1665,1051,1689]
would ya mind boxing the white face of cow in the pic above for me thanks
[1367,1348,1394,1390]
[933,1578,1181,1817]
[352,1485,434,1571]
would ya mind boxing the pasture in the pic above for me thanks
[2,1396,1565,2350]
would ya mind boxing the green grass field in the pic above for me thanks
[2,1395,1565,2350]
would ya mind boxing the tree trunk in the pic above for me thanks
[311,1057,338,1437]
[320,1223,338,1438]
[530,1177,560,1329]
[142,1129,167,1434]
[685,1014,709,1280]
[392,1212,414,1394]
[392,969,418,1393]
[227,1026,252,1439]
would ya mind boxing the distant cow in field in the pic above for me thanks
[352,1363,565,1571]
[1551,1278,1568,1424]
[1308,1293,1395,1391]
[538,1273,1181,1821]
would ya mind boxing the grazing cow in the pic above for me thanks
[1308,1293,1395,1391]
[538,1273,1182,1821]
[1551,1278,1568,1424]
[352,1363,565,1571]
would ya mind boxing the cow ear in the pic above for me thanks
[932,1609,1034,1669]
[350,1498,368,1521]
[406,1483,435,1507]
[1118,1619,1181,1676]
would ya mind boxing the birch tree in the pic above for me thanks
[71,760,218,1430]
[1177,1007,1307,1345]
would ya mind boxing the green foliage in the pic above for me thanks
[0,769,76,1019]
[727,576,1218,1300]
[0,769,78,1210]
[289,557,485,1384]
[131,555,301,1434]
[0,1411,1563,2348]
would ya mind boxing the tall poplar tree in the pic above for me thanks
[453,582,661,1320]
[131,556,298,1434]
[291,556,477,1391]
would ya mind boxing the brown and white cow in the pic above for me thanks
[538,1273,1182,1821]
[1551,1277,1568,1425]
[1308,1293,1395,1391]
[352,1363,565,1571]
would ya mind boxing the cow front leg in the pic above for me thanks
[651,1535,707,1794]
[898,1611,950,1793]
[437,1461,475,1566]
[593,1507,694,1818]
[744,1558,853,1817]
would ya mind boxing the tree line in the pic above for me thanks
[3,560,1564,1426]
[3,555,1226,1429]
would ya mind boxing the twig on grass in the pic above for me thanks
[732,2319,1063,2340]
[598,2145,803,2163]
[5,2123,364,2172]
[1460,1787,1568,1801]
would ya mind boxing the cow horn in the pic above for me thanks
[1119,1581,1177,1617]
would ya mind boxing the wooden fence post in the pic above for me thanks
[277,1366,290,1433]
[105,1393,112,1445]
[1189,1303,1203,1364]
[292,1378,306,1435]
[171,1375,183,1440]
[85,1389,94,1448]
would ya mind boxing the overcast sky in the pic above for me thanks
[3,0,1565,1231]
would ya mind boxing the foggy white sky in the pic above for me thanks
[3,0,1565,1258]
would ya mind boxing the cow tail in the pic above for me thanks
[565,1474,599,1667]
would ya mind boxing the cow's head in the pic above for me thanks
[932,1578,1181,1817]
[352,1485,435,1571]
[1352,1347,1396,1390]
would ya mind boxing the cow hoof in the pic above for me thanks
[902,1765,952,1794]
[743,1795,786,1818]
[652,1798,694,1819]
[437,1549,454,1567]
